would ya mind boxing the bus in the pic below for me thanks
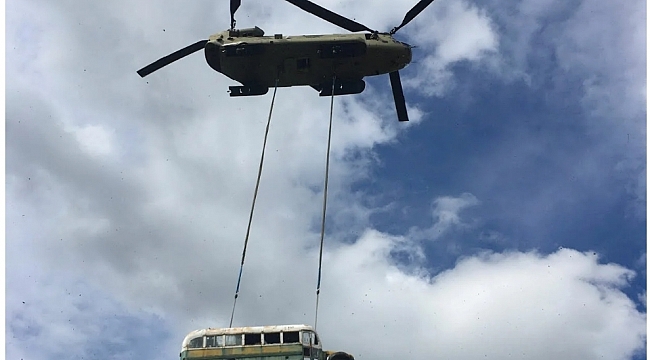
[180,324,354,360]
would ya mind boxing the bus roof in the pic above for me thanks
[181,324,315,348]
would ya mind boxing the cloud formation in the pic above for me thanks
[319,236,646,360]
[403,0,500,95]
[408,193,480,241]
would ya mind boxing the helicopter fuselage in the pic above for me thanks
[204,27,412,96]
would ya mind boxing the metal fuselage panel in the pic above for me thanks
[204,31,411,88]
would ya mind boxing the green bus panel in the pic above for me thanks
[184,357,303,360]
[181,344,305,360]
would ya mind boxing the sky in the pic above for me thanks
[5,0,647,359]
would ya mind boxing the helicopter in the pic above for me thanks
[137,0,437,122]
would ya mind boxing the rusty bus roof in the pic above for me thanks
[181,324,315,348]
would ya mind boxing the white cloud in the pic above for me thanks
[639,292,647,309]
[552,0,646,215]
[409,193,480,241]
[9,213,646,360]
[478,0,645,124]
[67,124,115,157]
[319,240,646,360]
[456,0,646,219]
[553,0,645,119]
[403,0,499,96]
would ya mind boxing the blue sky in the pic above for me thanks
[5,0,647,359]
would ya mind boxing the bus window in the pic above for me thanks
[188,336,204,349]
[313,333,319,346]
[225,334,242,346]
[283,331,300,343]
[302,332,311,345]
[264,332,281,344]
[304,347,321,358]
[244,333,262,345]
[205,335,223,348]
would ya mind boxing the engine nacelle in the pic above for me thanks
[228,26,265,37]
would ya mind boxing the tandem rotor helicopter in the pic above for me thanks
[137,0,438,122]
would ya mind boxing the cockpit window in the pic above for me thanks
[188,336,204,349]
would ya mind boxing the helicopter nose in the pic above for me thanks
[394,41,412,69]
[404,43,412,64]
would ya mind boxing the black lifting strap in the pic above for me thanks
[314,76,336,330]
[229,78,279,327]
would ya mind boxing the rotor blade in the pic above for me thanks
[284,0,374,33]
[231,0,241,28]
[137,40,208,78]
[391,0,436,34]
[389,71,409,122]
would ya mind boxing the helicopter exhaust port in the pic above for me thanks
[228,84,269,97]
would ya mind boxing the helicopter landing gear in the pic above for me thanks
[315,79,365,96]
[229,84,269,97]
